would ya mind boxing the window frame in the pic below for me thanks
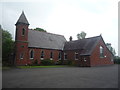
[20,53,24,60]
[22,28,25,36]
[29,49,34,59]
[40,50,44,60]
[50,51,53,60]
[58,52,62,60]
[83,57,87,62]
[100,46,104,58]
[64,52,67,60]
[75,52,79,60]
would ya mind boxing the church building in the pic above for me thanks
[15,12,114,66]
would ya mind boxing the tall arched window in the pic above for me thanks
[41,50,44,59]
[64,53,67,60]
[58,52,61,60]
[20,53,24,59]
[50,51,53,60]
[100,46,104,58]
[30,50,34,59]
[22,28,25,36]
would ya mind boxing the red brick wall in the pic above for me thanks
[27,48,62,65]
[16,24,28,41]
[15,24,29,65]
[79,56,90,67]
[90,39,114,66]
[63,50,90,66]
[15,42,29,65]
[16,47,62,65]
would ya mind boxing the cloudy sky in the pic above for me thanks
[0,0,119,56]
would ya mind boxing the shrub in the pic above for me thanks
[41,59,55,65]
[114,56,120,64]
[55,60,62,65]
[32,60,39,66]
[67,60,75,66]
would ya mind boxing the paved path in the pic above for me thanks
[2,64,118,88]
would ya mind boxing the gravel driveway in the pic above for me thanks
[2,64,118,88]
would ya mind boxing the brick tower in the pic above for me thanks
[15,11,29,65]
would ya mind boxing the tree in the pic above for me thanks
[77,31,86,39]
[34,27,47,32]
[2,29,14,66]
[106,43,116,56]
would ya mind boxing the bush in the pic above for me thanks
[41,59,55,65]
[32,60,39,66]
[114,56,120,64]
[66,60,76,66]
[55,60,62,65]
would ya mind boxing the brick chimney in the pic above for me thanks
[69,36,72,41]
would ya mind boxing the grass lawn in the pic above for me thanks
[16,65,69,69]
[2,66,11,70]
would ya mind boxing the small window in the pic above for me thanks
[20,53,24,59]
[58,52,61,60]
[64,53,67,60]
[50,52,53,60]
[100,46,104,58]
[41,51,44,59]
[83,57,87,62]
[30,50,34,59]
[22,28,25,36]
[75,52,78,60]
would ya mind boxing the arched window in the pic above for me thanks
[50,52,53,60]
[22,28,25,36]
[41,50,44,59]
[64,53,67,60]
[30,50,34,59]
[100,46,104,58]
[58,52,61,60]
[20,53,24,59]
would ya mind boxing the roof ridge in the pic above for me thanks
[67,35,101,43]
[29,29,65,37]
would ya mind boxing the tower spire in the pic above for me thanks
[15,11,29,25]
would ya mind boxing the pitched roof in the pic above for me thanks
[28,29,67,50]
[64,36,101,55]
[15,11,29,25]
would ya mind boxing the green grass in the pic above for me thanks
[2,66,11,70]
[16,65,68,69]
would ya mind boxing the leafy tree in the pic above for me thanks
[34,27,47,32]
[106,43,116,56]
[77,31,86,39]
[114,56,120,64]
[2,29,14,66]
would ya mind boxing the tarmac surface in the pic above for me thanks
[2,64,118,88]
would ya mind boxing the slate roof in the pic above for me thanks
[15,11,29,25]
[28,29,67,50]
[64,36,101,55]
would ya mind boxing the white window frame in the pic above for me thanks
[29,49,34,59]
[100,46,104,58]
[83,57,87,62]
[75,52,78,60]
[50,51,53,60]
[40,50,44,60]
[20,53,24,60]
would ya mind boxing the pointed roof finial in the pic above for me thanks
[15,11,29,25]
